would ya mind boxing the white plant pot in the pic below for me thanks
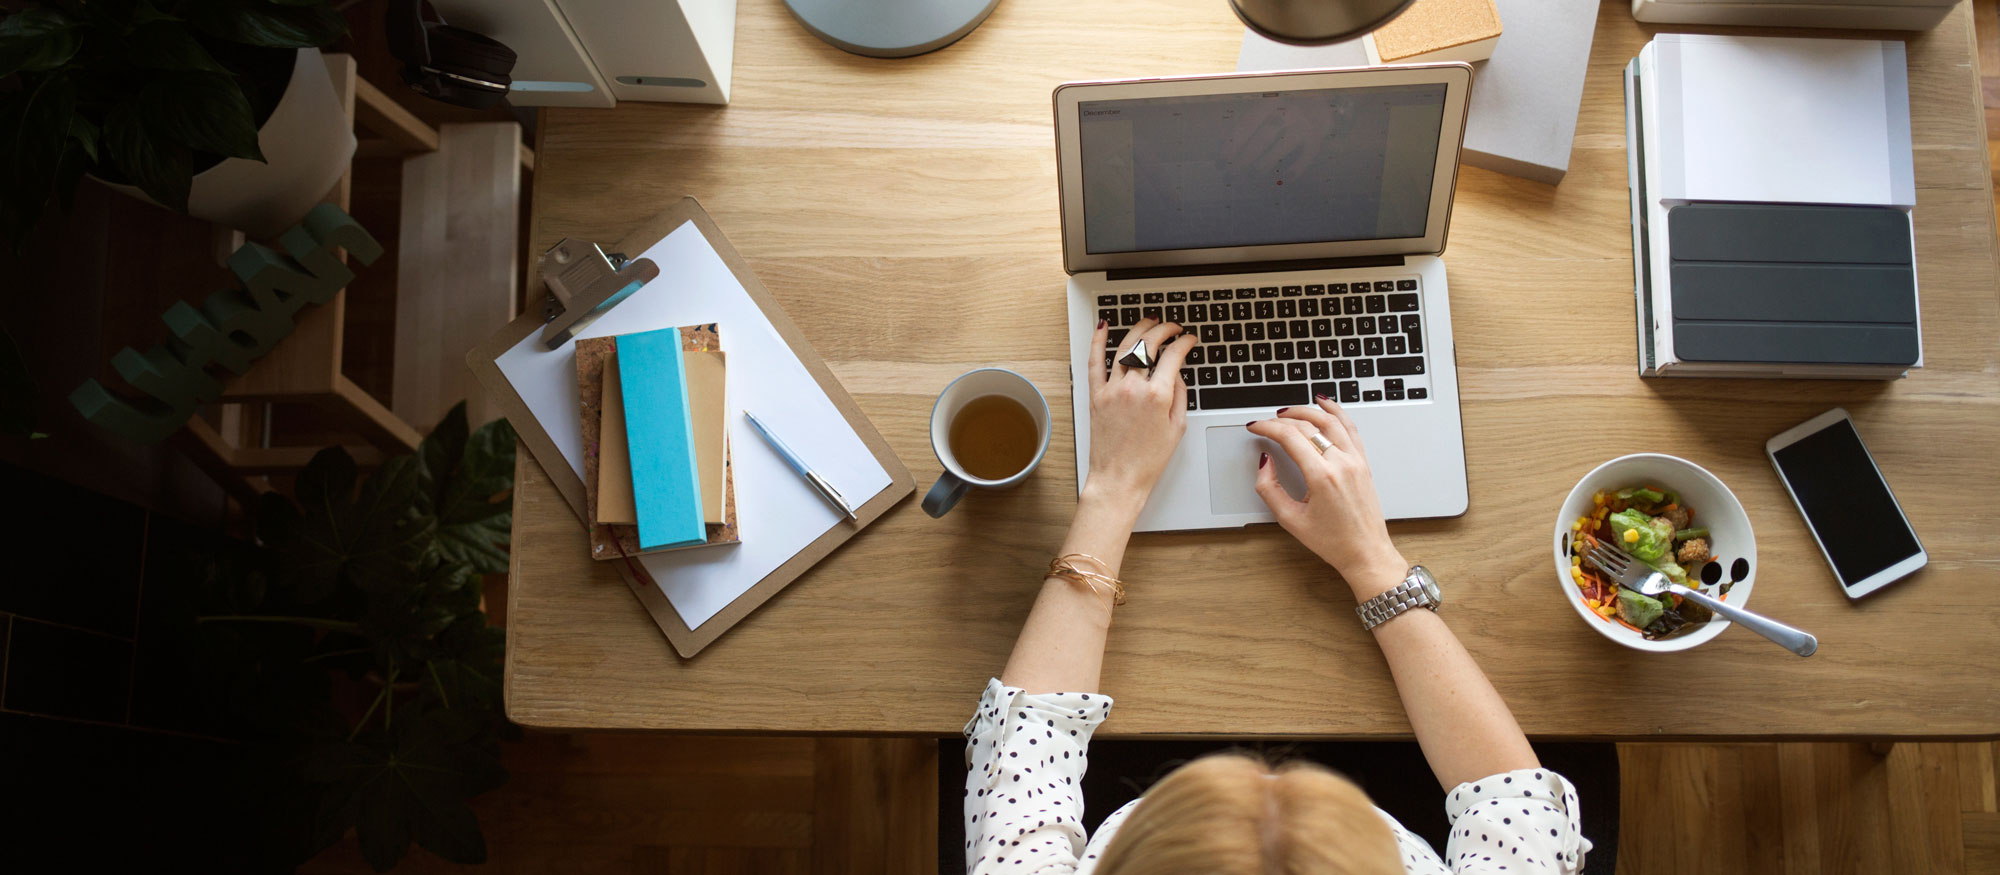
[99,47,355,239]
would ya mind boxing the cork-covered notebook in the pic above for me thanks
[576,325,739,558]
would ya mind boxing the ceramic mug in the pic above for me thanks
[923,368,1052,518]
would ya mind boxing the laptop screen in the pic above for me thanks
[1076,83,1448,255]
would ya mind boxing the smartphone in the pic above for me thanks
[1766,408,1926,599]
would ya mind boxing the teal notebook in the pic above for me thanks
[617,327,708,549]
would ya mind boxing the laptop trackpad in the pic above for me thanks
[1205,426,1306,516]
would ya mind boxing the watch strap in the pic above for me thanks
[1356,570,1434,630]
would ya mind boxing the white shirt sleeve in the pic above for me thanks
[961,678,1113,875]
[1440,768,1593,873]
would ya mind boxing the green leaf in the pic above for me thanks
[260,447,434,604]
[0,8,82,78]
[67,113,97,163]
[0,323,35,437]
[127,0,182,27]
[125,21,229,73]
[185,0,348,49]
[103,99,193,212]
[423,616,505,715]
[0,74,85,247]
[306,707,503,871]
[141,70,265,162]
[418,404,516,575]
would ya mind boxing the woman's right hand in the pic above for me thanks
[1247,397,1409,599]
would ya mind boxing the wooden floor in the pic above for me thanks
[300,735,1998,873]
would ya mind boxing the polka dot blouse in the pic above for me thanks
[962,679,1592,874]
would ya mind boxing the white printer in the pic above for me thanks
[431,0,737,109]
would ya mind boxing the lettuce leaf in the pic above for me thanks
[1616,590,1665,629]
[1609,508,1669,562]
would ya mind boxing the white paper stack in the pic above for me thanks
[1626,34,1922,379]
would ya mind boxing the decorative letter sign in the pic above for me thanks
[70,204,384,442]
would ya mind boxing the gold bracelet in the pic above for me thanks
[1048,553,1127,606]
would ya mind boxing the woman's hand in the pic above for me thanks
[1084,318,1195,511]
[1248,398,1408,599]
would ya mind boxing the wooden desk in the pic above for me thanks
[506,0,2000,738]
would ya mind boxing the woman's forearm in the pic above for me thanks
[1351,561,1540,789]
[998,485,1144,694]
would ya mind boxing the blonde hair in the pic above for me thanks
[1093,753,1404,875]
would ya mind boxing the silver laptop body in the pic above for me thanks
[1054,66,1473,532]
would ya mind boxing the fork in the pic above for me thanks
[1583,541,1818,657]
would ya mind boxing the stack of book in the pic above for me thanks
[1625,34,1922,379]
[577,324,738,558]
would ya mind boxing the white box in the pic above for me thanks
[1631,0,1958,31]
[433,0,736,108]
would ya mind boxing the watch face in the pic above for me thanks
[1413,566,1441,605]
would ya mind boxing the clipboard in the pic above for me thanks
[467,197,914,657]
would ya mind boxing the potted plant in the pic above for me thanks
[150,403,520,870]
[0,0,354,246]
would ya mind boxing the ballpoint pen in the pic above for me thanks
[744,410,857,521]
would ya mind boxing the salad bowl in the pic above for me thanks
[1552,453,1757,653]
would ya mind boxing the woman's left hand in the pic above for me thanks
[1084,317,1195,508]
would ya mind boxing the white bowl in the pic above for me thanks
[1551,453,1757,652]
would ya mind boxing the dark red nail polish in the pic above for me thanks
[1276,406,1290,414]
[1245,421,1258,429]
[1096,318,1106,328]
[1259,453,1269,469]
[1315,393,1330,402]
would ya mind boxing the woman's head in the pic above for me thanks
[1093,753,1403,875]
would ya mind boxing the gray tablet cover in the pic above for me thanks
[1668,203,1919,365]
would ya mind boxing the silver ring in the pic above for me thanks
[1117,338,1154,370]
[1308,433,1334,455]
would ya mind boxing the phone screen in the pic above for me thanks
[1771,418,1921,587]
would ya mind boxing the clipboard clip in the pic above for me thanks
[537,238,661,350]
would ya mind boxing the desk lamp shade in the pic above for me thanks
[1232,0,1420,45]
[783,0,1002,58]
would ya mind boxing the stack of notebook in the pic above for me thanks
[1625,34,1923,379]
[577,324,739,559]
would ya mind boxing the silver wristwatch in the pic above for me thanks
[1355,566,1442,631]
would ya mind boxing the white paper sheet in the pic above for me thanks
[1654,34,1913,209]
[495,221,893,628]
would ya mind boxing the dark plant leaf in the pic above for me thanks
[104,100,193,211]
[357,559,478,673]
[125,21,230,73]
[306,706,503,871]
[185,0,348,49]
[423,616,505,716]
[419,404,516,575]
[0,75,85,251]
[261,447,433,604]
[141,70,266,162]
[0,8,82,78]
[0,323,36,437]
[128,0,181,27]
[68,112,98,163]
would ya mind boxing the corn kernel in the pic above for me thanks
[1623,528,1640,543]
[1573,520,1584,531]
[1571,555,1582,567]
[1586,598,1601,609]
[1595,604,1617,618]
[1593,492,1605,506]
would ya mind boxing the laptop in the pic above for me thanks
[1054,65,1473,532]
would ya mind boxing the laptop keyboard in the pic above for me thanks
[1098,280,1432,411]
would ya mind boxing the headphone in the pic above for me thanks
[385,0,518,109]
